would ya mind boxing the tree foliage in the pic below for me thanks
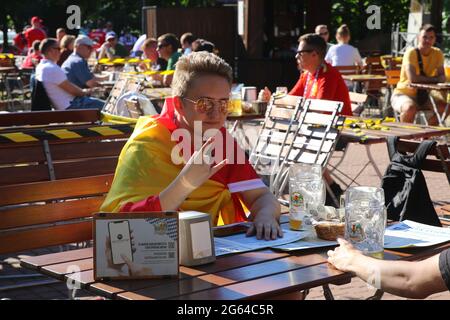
[330,0,411,41]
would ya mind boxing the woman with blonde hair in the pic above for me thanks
[325,24,362,68]
[58,34,75,66]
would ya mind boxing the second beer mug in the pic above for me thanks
[289,163,325,231]
[344,186,386,258]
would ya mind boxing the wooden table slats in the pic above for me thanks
[20,236,450,300]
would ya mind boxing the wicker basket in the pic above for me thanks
[314,221,345,241]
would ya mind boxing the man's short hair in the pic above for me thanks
[142,38,157,50]
[172,51,232,97]
[192,39,215,53]
[40,38,59,55]
[180,32,196,45]
[315,25,328,33]
[420,24,437,34]
[298,33,327,58]
[158,33,180,52]
[57,28,66,34]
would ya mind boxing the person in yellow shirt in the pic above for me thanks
[391,24,447,124]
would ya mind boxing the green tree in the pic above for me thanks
[330,0,410,43]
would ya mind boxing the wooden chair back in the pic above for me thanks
[363,56,385,75]
[349,92,368,115]
[385,69,401,87]
[335,65,361,75]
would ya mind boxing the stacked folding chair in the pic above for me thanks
[249,95,303,196]
[271,98,345,203]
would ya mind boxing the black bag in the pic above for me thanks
[381,136,442,227]
[31,79,53,111]
[415,48,429,107]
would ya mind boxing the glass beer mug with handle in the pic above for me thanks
[289,163,326,232]
[344,186,386,259]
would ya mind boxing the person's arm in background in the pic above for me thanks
[354,47,363,67]
[328,239,448,299]
[324,48,333,65]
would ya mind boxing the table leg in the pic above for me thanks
[429,95,446,127]
[365,144,383,179]
[322,284,335,300]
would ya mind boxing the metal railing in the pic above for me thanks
[391,23,450,59]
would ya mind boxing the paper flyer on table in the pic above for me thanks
[384,220,450,249]
[272,238,338,251]
[214,225,308,257]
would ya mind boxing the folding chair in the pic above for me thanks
[249,94,303,196]
[102,74,144,116]
[272,99,345,205]
[124,97,144,119]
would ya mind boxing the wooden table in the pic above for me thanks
[20,219,450,300]
[342,74,387,94]
[342,74,387,83]
[341,117,450,145]
[334,117,450,184]
[409,83,450,127]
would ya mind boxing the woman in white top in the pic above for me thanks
[325,24,362,67]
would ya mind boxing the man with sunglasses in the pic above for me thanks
[315,24,333,54]
[157,33,182,71]
[101,52,283,241]
[258,33,352,205]
[35,38,104,110]
[259,33,352,116]
[62,36,108,89]
[152,33,182,86]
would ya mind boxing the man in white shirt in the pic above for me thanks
[35,38,104,110]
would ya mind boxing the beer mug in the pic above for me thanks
[289,163,325,231]
[344,186,386,258]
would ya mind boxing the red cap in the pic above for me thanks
[31,16,43,24]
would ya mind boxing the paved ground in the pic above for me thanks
[1,122,449,300]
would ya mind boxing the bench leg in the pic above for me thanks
[322,284,335,300]
[367,289,384,300]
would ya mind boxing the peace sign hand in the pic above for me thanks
[178,137,228,191]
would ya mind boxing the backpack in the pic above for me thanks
[31,79,53,111]
[381,136,442,227]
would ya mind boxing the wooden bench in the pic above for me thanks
[0,119,133,291]
[0,109,102,131]
[0,127,132,291]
